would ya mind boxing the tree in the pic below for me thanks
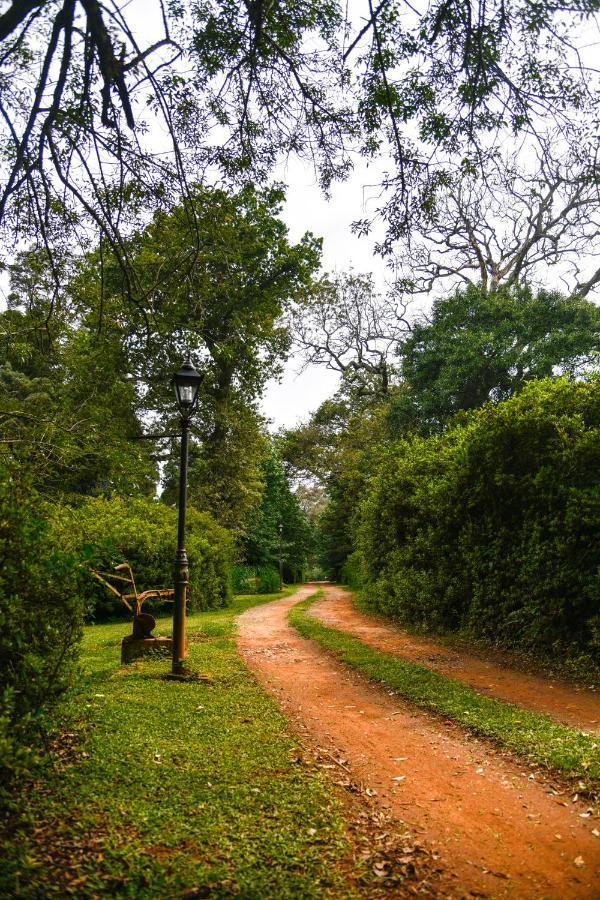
[391,283,600,432]
[391,150,600,299]
[243,447,313,582]
[0,304,157,497]
[289,272,408,397]
[0,1,597,286]
[0,462,83,800]
[281,377,393,579]
[107,184,321,530]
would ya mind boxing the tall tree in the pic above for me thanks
[391,283,600,432]
[243,447,313,581]
[0,306,157,497]
[289,272,408,397]
[391,149,600,299]
[98,184,321,530]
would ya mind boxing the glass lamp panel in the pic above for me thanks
[179,384,195,405]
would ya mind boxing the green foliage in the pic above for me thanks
[0,464,83,801]
[359,377,600,661]
[290,595,600,785]
[2,0,595,265]
[48,496,233,618]
[339,550,364,590]
[86,184,321,533]
[391,284,600,432]
[243,447,313,580]
[0,305,157,499]
[231,564,281,595]
[305,388,392,580]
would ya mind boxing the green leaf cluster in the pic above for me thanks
[243,447,314,583]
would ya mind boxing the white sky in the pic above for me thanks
[261,154,392,431]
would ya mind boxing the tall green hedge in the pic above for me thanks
[49,496,233,619]
[0,465,83,801]
[359,377,600,660]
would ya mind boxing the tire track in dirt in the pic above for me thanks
[309,589,600,734]
[237,585,600,898]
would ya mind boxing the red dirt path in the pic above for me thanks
[309,591,600,735]
[237,585,600,898]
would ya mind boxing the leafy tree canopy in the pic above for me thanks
[391,283,600,432]
[0,0,596,281]
[0,305,157,497]
[1,184,320,522]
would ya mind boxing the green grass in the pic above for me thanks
[353,594,600,687]
[2,590,356,898]
[290,594,600,787]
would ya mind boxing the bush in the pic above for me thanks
[231,564,281,594]
[49,496,233,619]
[0,464,83,802]
[359,377,600,661]
[340,550,364,590]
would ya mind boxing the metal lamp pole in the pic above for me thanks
[171,355,203,676]
[278,522,283,592]
[172,412,190,674]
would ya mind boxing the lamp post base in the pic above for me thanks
[121,635,172,664]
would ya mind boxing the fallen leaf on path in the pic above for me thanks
[392,776,406,782]
[574,856,585,868]
[372,861,389,877]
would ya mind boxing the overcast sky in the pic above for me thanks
[261,153,393,431]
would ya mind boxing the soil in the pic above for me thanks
[309,591,600,735]
[237,585,600,898]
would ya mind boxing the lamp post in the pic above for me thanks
[171,355,204,675]
[278,522,283,591]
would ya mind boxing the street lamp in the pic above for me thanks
[278,522,284,591]
[170,354,203,675]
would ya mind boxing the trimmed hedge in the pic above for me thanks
[49,496,233,619]
[359,377,600,661]
[0,464,83,801]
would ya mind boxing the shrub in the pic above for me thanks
[340,550,364,590]
[359,377,600,661]
[231,564,281,594]
[49,496,233,619]
[0,464,83,802]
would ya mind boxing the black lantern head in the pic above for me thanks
[172,355,203,416]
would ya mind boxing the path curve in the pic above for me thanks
[309,590,600,734]
[237,585,600,898]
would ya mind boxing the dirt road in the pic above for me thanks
[237,585,600,898]
[309,591,600,734]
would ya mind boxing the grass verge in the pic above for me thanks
[289,593,600,788]
[352,594,600,687]
[1,589,355,898]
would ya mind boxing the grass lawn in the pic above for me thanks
[1,590,356,898]
[290,593,600,789]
